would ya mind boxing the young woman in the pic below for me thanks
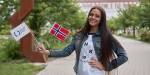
[37,6,128,75]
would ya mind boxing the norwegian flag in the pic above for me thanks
[50,23,70,42]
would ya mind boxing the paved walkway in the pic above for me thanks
[36,36,150,75]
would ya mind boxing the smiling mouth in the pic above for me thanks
[90,20,96,23]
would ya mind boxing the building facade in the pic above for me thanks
[79,0,139,19]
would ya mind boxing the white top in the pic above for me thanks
[77,35,105,75]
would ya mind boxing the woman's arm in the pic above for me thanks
[37,35,77,58]
[106,39,128,71]
[49,38,75,57]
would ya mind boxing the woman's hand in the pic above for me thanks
[88,58,105,70]
[36,43,50,55]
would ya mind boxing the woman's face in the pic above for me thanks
[88,8,101,27]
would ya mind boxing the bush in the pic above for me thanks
[140,31,150,42]
[0,39,23,62]
[0,25,10,35]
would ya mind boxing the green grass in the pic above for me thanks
[0,59,44,75]
[0,39,7,48]
[0,38,44,75]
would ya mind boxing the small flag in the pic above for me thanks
[50,23,70,42]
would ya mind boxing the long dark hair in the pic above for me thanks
[79,6,123,73]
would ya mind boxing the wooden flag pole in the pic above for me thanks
[10,0,48,62]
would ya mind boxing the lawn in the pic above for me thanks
[0,38,44,75]
[0,59,44,75]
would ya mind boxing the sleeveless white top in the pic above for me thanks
[77,34,105,75]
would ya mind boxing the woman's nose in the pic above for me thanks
[91,15,96,19]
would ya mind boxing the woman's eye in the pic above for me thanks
[96,15,100,18]
[89,13,93,16]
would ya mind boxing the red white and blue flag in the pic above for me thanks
[49,23,70,42]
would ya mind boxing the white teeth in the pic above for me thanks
[90,19,96,22]
[91,21,95,23]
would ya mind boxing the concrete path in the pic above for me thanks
[36,36,150,75]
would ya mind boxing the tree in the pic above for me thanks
[108,17,121,33]
[109,1,150,41]
[0,0,86,36]
[24,0,86,37]
[0,0,19,33]
[139,3,150,28]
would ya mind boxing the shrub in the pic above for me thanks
[0,39,23,62]
[140,31,150,42]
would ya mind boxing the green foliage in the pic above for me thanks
[138,3,150,28]
[111,3,150,29]
[108,2,150,42]
[140,0,150,3]
[0,0,86,60]
[26,0,86,37]
[26,0,86,48]
[0,0,19,32]
[0,0,86,53]
[0,60,44,75]
[108,17,121,32]
[0,39,23,62]
[47,0,86,29]
[0,0,86,36]
[139,28,150,42]
[113,5,140,29]
[0,25,10,35]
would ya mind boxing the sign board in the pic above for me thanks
[10,22,30,41]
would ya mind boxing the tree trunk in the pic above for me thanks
[133,26,136,38]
